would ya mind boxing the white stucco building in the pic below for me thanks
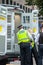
[0,0,33,13]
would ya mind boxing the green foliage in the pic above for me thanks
[25,0,43,15]
[36,0,43,15]
[25,0,34,5]
[39,8,43,16]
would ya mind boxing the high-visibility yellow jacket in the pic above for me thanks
[32,41,35,48]
[17,29,31,44]
[17,29,35,48]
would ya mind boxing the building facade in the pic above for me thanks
[0,0,32,13]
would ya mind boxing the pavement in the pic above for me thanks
[6,57,36,65]
[33,57,36,65]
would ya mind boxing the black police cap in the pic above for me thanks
[17,25,22,28]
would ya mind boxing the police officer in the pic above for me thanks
[31,41,38,65]
[28,29,38,65]
[36,25,43,65]
[17,25,33,65]
[39,25,43,44]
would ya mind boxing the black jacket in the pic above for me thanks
[39,32,43,44]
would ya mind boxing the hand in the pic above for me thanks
[30,43,32,46]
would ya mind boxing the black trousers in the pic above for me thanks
[38,44,43,65]
[20,43,31,65]
[31,44,38,65]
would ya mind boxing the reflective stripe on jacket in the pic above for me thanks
[32,41,35,48]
